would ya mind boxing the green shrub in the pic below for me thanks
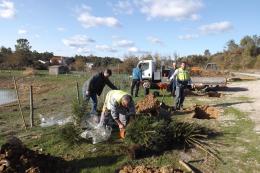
[125,116,169,152]
[59,123,83,145]
[71,98,89,125]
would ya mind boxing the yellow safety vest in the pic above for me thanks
[177,68,190,81]
[103,90,129,111]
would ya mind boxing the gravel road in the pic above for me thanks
[228,76,260,133]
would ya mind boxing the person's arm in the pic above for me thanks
[110,101,124,128]
[139,69,142,81]
[170,69,178,81]
[127,100,136,116]
[105,78,118,90]
[168,69,173,79]
[188,74,192,85]
[86,77,95,93]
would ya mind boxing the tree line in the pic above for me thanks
[178,35,260,70]
[0,38,122,70]
[1,35,260,72]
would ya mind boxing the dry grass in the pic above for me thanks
[22,68,37,76]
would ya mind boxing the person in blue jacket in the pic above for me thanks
[130,64,142,97]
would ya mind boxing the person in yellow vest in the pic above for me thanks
[170,62,192,110]
[98,90,135,130]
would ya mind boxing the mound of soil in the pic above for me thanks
[117,165,184,173]
[0,137,72,173]
[192,105,220,119]
[208,91,222,97]
[185,90,222,98]
[136,94,160,115]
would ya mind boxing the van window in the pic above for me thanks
[140,63,149,71]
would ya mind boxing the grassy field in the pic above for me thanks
[0,70,260,172]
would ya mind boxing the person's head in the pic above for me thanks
[121,95,131,108]
[138,64,142,69]
[180,62,186,69]
[103,69,112,78]
[172,62,176,69]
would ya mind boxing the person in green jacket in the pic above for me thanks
[170,62,192,110]
[98,90,135,129]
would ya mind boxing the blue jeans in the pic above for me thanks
[175,84,186,109]
[85,94,98,114]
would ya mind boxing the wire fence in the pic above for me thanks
[0,70,132,130]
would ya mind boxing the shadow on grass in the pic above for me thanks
[220,87,248,92]
[212,101,253,107]
[69,155,122,172]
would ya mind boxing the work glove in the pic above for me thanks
[118,123,124,129]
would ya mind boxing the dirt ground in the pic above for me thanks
[228,78,260,133]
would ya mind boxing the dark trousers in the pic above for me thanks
[175,84,186,109]
[131,79,140,97]
[171,80,176,96]
[85,94,98,114]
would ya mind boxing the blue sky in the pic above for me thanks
[0,0,259,58]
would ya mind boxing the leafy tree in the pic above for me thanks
[204,49,211,57]
[73,57,86,71]
[9,38,33,67]
[252,35,260,47]
[0,46,12,64]
[226,39,239,51]
[254,55,260,69]
[15,38,31,52]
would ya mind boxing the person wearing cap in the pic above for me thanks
[170,62,192,110]
[98,90,135,131]
[82,69,118,115]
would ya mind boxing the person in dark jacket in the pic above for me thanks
[167,62,177,96]
[130,64,142,97]
[82,69,118,114]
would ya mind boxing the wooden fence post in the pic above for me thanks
[13,76,27,130]
[29,85,34,127]
[76,82,80,104]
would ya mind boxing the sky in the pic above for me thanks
[0,0,259,58]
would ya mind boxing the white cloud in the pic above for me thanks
[114,39,135,47]
[96,44,117,53]
[113,0,134,15]
[0,0,15,19]
[147,36,163,45]
[199,21,233,34]
[77,5,121,28]
[128,46,138,53]
[178,34,199,40]
[128,46,149,54]
[57,27,65,32]
[136,0,203,20]
[18,29,27,35]
[62,35,95,48]
[77,47,91,54]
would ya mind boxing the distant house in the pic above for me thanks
[50,56,74,66]
[49,65,69,75]
[86,62,94,69]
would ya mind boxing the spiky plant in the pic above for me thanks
[169,121,221,161]
[125,115,222,161]
[125,116,169,152]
